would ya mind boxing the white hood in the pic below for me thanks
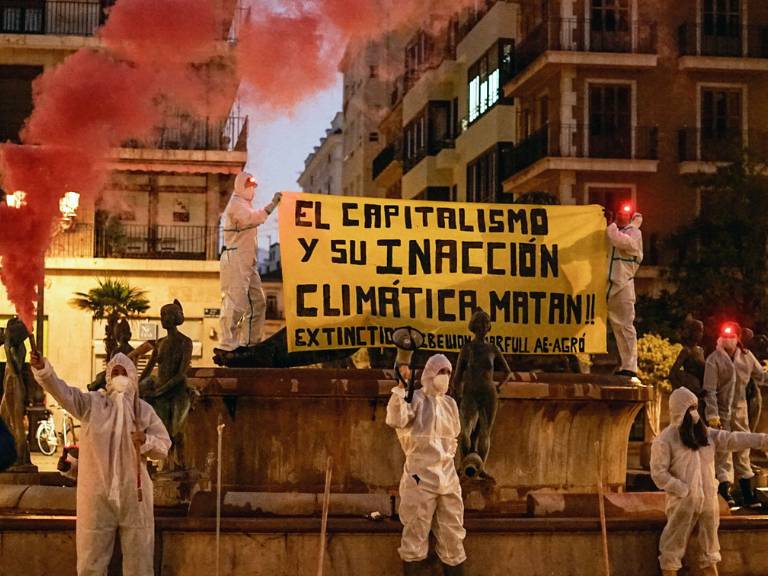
[421,354,452,397]
[669,387,698,427]
[234,171,255,202]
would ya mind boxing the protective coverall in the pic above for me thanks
[32,353,171,576]
[386,354,466,568]
[218,171,274,351]
[703,340,740,483]
[606,216,643,374]
[651,387,768,573]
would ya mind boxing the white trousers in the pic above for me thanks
[659,495,720,571]
[397,474,466,566]
[716,403,754,483]
[608,285,638,373]
[219,250,266,351]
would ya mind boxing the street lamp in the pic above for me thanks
[5,190,26,208]
[58,191,80,230]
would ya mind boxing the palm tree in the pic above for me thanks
[70,278,150,359]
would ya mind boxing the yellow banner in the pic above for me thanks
[279,193,608,354]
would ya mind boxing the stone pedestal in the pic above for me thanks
[152,469,205,507]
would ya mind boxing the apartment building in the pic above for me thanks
[502,0,768,265]
[0,0,283,383]
[298,111,344,195]
[372,1,521,202]
[340,30,411,197]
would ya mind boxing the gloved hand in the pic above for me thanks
[708,417,722,429]
[272,192,283,205]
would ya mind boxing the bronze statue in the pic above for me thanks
[0,318,31,468]
[669,318,706,401]
[451,308,512,479]
[140,300,194,471]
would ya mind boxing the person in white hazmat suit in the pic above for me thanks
[30,350,171,576]
[386,353,466,575]
[606,207,643,377]
[216,171,282,353]
[651,387,768,576]
[704,323,766,507]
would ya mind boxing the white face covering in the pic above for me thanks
[431,374,450,396]
[721,337,738,354]
[690,409,700,424]
[109,375,132,395]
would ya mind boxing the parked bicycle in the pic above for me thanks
[35,405,78,456]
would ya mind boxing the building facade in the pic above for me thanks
[502,0,768,266]
[0,0,284,384]
[298,111,344,195]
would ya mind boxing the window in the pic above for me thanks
[591,0,630,33]
[403,101,455,172]
[467,144,514,203]
[701,87,743,159]
[587,186,632,215]
[266,294,280,320]
[702,0,742,55]
[467,40,514,124]
[0,66,41,143]
[589,83,632,158]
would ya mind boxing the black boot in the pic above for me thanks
[740,478,759,508]
[403,560,429,575]
[719,481,736,507]
[442,562,465,575]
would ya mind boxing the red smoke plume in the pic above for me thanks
[0,0,479,328]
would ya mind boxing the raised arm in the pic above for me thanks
[650,438,689,498]
[668,348,690,390]
[607,223,642,257]
[386,387,417,430]
[30,356,92,422]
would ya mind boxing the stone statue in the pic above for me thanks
[669,317,706,398]
[0,318,31,469]
[88,318,135,392]
[140,300,194,471]
[451,308,512,479]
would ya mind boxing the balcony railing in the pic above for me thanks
[513,18,657,78]
[678,23,768,58]
[457,0,515,44]
[123,114,246,152]
[403,138,455,173]
[46,223,220,260]
[504,123,659,178]
[678,128,768,162]
[372,141,402,180]
[0,0,110,36]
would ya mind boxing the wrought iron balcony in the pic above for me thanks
[512,18,657,78]
[678,22,768,58]
[677,128,767,163]
[504,123,659,178]
[46,223,220,260]
[123,114,246,152]
[0,0,111,36]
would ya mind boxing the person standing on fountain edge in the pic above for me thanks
[386,353,466,575]
[30,351,170,576]
[216,171,282,355]
[606,206,643,378]
[651,387,768,576]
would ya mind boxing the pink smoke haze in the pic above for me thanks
[0,0,480,327]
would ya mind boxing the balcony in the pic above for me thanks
[678,128,768,173]
[124,114,246,152]
[372,141,402,183]
[46,223,220,260]
[403,138,455,173]
[503,123,659,191]
[505,18,658,97]
[0,1,110,36]
[678,23,768,71]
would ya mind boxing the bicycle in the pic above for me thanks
[35,406,78,456]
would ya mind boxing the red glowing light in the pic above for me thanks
[622,204,632,213]
[720,322,739,337]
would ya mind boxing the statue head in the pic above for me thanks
[161,299,185,330]
[468,308,491,338]
[681,317,704,347]
[114,318,132,344]
[5,317,29,347]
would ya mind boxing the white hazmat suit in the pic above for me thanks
[386,354,466,567]
[218,171,278,351]
[606,215,643,374]
[32,353,171,576]
[651,387,768,573]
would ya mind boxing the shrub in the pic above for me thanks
[637,333,681,392]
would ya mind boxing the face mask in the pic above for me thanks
[431,374,450,396]
[722,338,738,353]
[109,375,132,395]
[690,410,700,424]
